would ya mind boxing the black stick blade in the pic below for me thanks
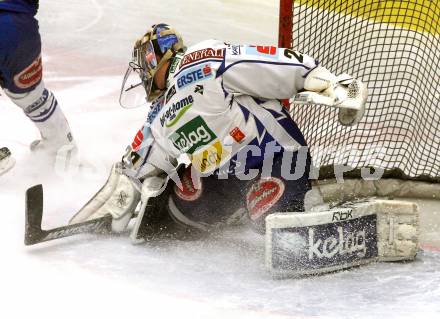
[24,184,113,246]
[25,185,44,245]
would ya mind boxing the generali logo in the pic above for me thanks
[180,48,224,69]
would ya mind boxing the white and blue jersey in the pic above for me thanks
[128,40,319,231]
[132,40,318,178]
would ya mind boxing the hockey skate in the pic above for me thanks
[0,147,16,176]
[30,133,76,153]
[30,133,78,174]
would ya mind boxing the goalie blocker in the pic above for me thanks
[266,199,419,278]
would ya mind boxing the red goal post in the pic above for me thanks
[278,0,293,48]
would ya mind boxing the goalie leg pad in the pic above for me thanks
[69,162,141,232]
[266,199,419,278]
[375,200,419,261]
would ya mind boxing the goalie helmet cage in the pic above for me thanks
[278,0,440,183]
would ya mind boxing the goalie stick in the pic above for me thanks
[25,184,113,246]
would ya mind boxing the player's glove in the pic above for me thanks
[291,66,368,126]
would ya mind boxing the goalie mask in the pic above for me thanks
[120,23,185,108]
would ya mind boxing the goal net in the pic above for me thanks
[279,0,439,183]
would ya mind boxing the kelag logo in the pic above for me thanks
[160,95,194,127]
[271,215,378,271]
[177,64,213,89]
[170,116,216,154]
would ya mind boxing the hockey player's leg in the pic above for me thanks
[131,166,248,242]
[0,12,75,156]
[245,176,310,234]
[130,184,202,242]
[4,82,75,154]
[245,149,313,234]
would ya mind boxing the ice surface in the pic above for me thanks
[1,1,439,318]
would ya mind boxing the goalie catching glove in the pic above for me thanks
[291,66,368,126]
